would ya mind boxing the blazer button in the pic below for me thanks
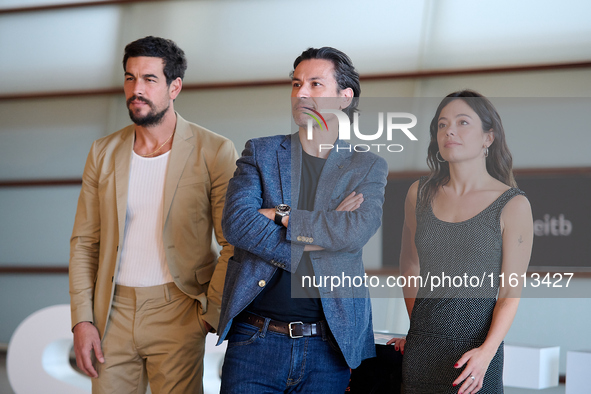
[309,237,314,243]
[297,236,302,241]
[258,280,266,287]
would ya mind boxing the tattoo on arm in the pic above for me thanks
[518,235,523,245]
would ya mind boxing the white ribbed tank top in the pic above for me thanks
[116,150,174,287]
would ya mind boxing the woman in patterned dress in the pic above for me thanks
[388,90,534,393]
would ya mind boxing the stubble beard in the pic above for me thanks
[127,96,170,127]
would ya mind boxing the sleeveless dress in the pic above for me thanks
[401,179,526,394]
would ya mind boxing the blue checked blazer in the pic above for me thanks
[217,133,388,368]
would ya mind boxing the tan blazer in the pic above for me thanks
[69,113,238,338]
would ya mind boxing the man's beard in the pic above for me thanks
[292,101,313,128]
[127,96,169,127]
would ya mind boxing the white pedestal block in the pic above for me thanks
[566,350,591,394]
[503,344,560,389]
[203,334,227,394]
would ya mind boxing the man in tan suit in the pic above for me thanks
[69,36,237,393]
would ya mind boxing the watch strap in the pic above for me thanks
[274,212,284,226]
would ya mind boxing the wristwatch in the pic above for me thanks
[274,204,291,226]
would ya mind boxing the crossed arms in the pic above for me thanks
[222,137,388,272]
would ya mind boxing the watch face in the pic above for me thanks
[276,204,291,214]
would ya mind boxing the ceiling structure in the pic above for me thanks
[1,0,590,97]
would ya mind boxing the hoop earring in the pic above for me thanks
[485,147,489,158]
[436,151,446,163]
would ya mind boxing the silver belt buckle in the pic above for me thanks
[288,321,304,338]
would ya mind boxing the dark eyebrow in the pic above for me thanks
[291,76,324,82]
[124,72,159,79]
[438,113,473,121]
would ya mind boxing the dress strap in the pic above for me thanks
[416,176,430,212]
[492,188,527,221]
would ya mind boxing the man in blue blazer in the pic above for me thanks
[218,47,388,393]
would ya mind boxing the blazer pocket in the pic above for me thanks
[178,176,207,188]
[195,261,216,284]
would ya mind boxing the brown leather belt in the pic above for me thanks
[237,312,325,338]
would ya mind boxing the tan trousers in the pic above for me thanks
[93,282,208,394]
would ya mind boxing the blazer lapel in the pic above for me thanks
[114,127,134,243]
[314,139,353,210]
[163,113,194,223]
[284,133,300,209]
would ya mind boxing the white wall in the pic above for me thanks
[1,0,590,376]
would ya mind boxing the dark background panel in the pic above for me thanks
[382,171,591,271]
[382,176,416,268]
[517,174,591,271]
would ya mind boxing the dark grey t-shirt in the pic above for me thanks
[247,150,325,323]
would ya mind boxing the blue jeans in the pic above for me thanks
[220,319,350,393]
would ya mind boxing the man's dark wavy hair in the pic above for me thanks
[123,36,187,86]
[291,47,360,122]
